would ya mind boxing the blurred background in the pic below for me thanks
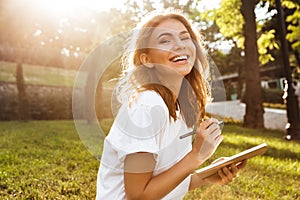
[0,0,299,128]
[0,0,299,199]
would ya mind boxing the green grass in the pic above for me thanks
[185,123,300,200]
[0,121,99,199]
[0,62,16,82]
[0,61,115,89]
[0,121,299,199]
[0,61,77,87]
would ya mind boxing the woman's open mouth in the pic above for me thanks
[169,55,189,62]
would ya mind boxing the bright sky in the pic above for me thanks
[29,0,224,52]
[15,0,272,54]
[30,0,271,21]
[35,0,222,13]
[197,0,221,10]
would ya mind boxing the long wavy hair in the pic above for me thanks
[115,10,210,128]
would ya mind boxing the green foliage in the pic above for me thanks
[218,0,244,46]
[257,29,279,64]
[201,0,244,48]
[201,0,299,66]
[1,121,299,199]
[282,0,300,52]
[282,0,298,9]
[285,7,300,51]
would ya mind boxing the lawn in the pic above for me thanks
[0,120,299,199]
[0,61,77,87]
[0,121,99,199]
[0,61,117,89]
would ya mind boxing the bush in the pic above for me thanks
[262,88,284,104]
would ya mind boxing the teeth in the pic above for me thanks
[171,55,188,62]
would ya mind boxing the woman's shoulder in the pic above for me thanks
[134,90,166,107]
[127,90,169,119]
[110,90,169,140]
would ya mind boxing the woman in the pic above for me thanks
[96,10,246,200]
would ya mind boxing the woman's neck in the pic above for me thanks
[158,76,183,103]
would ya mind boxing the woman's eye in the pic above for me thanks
[159,39,170,44]
[181,37,191,41]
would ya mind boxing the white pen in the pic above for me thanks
[179,120,224,139]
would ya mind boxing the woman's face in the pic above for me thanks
[144,19,196,77]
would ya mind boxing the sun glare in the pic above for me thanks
[28,0,223,19]
[34,0,222,14]
[34,0,124,15]
[197,0,221,10]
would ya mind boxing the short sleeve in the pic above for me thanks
[107,91,169,162]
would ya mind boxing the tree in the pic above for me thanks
[0,0,137,122]
[199,0,265,128]
[241,0,264,129]
[282,0,300,78]
[0,1,125,69]
[258,0,299,78]
[283,0,300,56]
[16,62,30,120]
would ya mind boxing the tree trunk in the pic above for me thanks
[16,62,30,120]
[241,0,264,129]
[95,80,104,120]
[294,50,300,70]
[85,65,96,124]
[238,61,245,101]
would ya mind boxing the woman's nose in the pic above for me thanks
[173,39,186,50]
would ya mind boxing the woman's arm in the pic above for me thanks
[124,118,222,200]
[124,151,199,200]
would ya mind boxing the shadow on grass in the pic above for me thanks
[220,123,300,161]
[220,141,300,161]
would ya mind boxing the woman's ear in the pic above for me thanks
[140,53,154,68]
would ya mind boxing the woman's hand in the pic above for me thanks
[190,118,223,166]
[204,159,247,185]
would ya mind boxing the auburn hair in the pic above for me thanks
[117,10,210,127]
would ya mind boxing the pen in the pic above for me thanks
[179,120,224,139]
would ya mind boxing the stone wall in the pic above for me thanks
[0,82,73,120]
[0,81,114,121]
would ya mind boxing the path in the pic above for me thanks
[206,100,287,131]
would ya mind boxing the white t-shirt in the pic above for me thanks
[96,91,193,200]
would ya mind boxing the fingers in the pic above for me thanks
[199,118,220,133]
[230,163,238,177]
[218,163,239,185]
[198,119,222,140]
[218,167,233,184]
[191,118,223,163]
[194,129,222,146]
[201,118,219,129]
[236,159,247,169]
[195,118,221,140]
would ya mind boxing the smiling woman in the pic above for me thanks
[95,10,247,200]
